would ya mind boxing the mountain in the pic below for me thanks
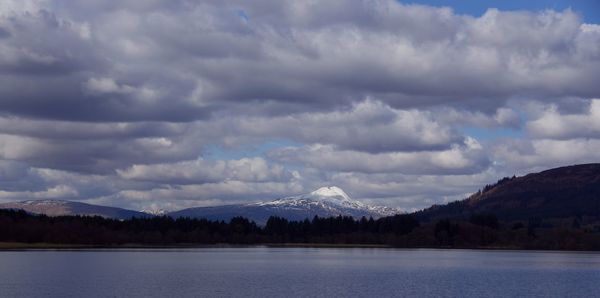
[415,163,600,222]
[0,200,149,220]
[168,186,401,224]
[140,208,167,216]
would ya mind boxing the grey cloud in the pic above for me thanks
[268,139,490,175]
[0,1,598,123]
[0,10,99,76]
[437,106,522,129]
[0,165,154,204]
[0,160,47,192]
[117,157,296,185]
[325,170,504,210]
[94,180,305,211]
[0,9,212,122]
[0,117,185,140]
[0,185,79,201]
[0,27,10,39]
[199,100,463,153]
[0,0,598,211]
[492,138,600,173]
[0,133,202,173]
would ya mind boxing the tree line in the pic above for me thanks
[1,209,599,250]
[0,209,418,246]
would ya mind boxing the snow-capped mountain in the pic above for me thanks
[254,186,399,217]
[0,200,149,220]
[168,186,402,224]
[0,187,401,223]
[140,208,168,216]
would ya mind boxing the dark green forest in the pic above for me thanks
[2,209,600,250]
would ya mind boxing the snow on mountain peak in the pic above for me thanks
[309,186,351,201]
[141,208,167,216]
[22,200,69,206]
[251,186,401,218]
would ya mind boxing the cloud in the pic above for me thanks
[0,1,598,122]
[492,138,600,173]
[92,180,305,211]
[269,137,489,175]
[325,169,503,210]
[0,0,598,211]
[438,107,522,129]
[527,99,600,139]
[84,77,135,94]
[0,132,202,173]
[193,99,463,153]
[0,117,184,140]
[0,185,78,201]
[117,157,296,184]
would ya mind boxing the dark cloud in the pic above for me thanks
[2,1,598,121]
[0,132,203,174]
[0,27,10,39]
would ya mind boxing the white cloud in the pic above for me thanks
[117,157,294,184]
[84,77,134,94]
[269,138,488,175]
[581,23,600,33]
[325,169,503,210]
[211,99,462,152]
[527,99,600,139]
[0,185,78,201]
[493,138,600,172]
[94,180,305,211]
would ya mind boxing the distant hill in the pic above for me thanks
[0,187,400,224]
[415,163,600,222]
[168,186,401,225]
[0,200,149,220]
[6,164,600,225]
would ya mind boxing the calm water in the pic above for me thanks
[0,247,599,298]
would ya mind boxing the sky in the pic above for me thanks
[0,0,599,212]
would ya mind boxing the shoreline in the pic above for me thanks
[0,242,392,250]
[1,242,599,253]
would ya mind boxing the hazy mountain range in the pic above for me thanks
[0,200,148,220]
[0,186,400,224]
[169,186,400,225]
[2,164,600,224]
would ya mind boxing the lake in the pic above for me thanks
[0,247,599,297]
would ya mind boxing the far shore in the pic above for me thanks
[0,242,391,250]
[2,242,600,253]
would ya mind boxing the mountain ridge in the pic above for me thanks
[0,186,401,223]
[167,186,401,225]
[3,164,600,224]
[0,199,149,220]
[414,163,600,222]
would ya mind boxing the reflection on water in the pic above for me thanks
[0,247,599,297]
